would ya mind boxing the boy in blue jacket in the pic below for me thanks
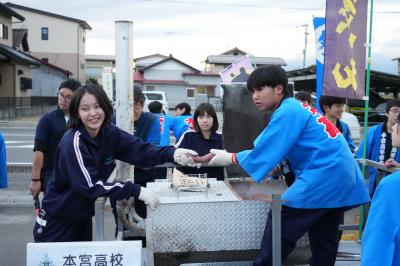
[33,84,197,242]
[319,95,355,153]
[362,111,400,265]
[172,102,194,141]
[209,66,370,265]
[356,99,400,195]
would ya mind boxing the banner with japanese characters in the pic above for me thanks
[27,241,141,266]
[322,0,368,99]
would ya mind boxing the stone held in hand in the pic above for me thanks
[187,153,215,164]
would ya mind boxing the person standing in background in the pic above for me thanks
[30,79,81,199]
[172,102,194,141]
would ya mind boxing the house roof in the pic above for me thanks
[12,29,29,51]
[140,55,200,73]
[86,54,115,62]
[24,53,72,75]
[6,2,91,30]
[143,79,188,85]
[220,47,247,56]
[182,71,219,77]
[206,55,286,66]
[0,43,39,66]
[134,53,168,62]
[0,2,24,21]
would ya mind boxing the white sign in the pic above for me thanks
[102,67,114,101]
[27,241,141,266]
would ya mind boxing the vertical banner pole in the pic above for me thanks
[360,0,374,239]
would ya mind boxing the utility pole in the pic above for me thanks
[301,24,309,69]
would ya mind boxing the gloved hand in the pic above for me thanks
[209,149,235,166]
[173,148,198,166]
[138,187,160,210]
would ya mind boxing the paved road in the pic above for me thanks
[0,124,36,164]
[0,204,116,266]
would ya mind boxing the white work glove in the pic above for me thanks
[173,148,198,166]
[209,149,235,166]
[138,187,160,210]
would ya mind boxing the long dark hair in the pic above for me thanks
[193,103,219,133]
[68,84,113,128]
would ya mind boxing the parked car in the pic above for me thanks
[143,91,168,114]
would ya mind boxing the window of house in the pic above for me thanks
[146,85,155,91]
[0,24,8,39]
[20,77,32,90]
[186,88,195,98]
[81,63,85,70]
[196,86,207,95]
[83,36,85,43]
[3,25,8,40]
[41,27,49,40]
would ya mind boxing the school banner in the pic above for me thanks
[323,0,368,99]
[313,17,325,112]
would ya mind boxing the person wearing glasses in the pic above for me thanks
[361,111,400,265]
[30,79,81,199]
[356,99,400,195]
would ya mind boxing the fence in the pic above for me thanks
[0,97,57,120]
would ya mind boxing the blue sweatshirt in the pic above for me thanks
[42,123,175,223]
[236,98,370,209]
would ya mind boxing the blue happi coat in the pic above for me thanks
[362,171,400,266]
[356,124,400,194]
[236,98,370,209]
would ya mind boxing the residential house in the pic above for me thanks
[205,47,286,73]
[135,54,220,109]
[12,27,71,97]
[0,2,38,98]
[6,2,91,83]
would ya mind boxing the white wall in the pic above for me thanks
[144,60,194,81]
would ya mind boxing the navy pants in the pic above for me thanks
[33,210,92,242]
[254,206,345,266]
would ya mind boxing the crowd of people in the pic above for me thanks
[0,65,398,264]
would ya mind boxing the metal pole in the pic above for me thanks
[272,194,282,266]
[360,0,374,239]
[302,24,309,69]
[115,20,135,238]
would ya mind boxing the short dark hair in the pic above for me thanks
[148,101,163,114]
[295,91,312,104]
[134,85,146,105]
[175,102,191,115]
[193,103,219,133]
[59,78,81,92]
[385,99,400,114]
[246,65,289,97]
[68,84,113,128]
[319,95,346,114]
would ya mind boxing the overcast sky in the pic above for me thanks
[9,0,400,74]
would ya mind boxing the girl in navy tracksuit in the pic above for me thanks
[175,103,224,180]
[33,85,195,242]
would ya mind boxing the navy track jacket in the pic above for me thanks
[42,123,175,223]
